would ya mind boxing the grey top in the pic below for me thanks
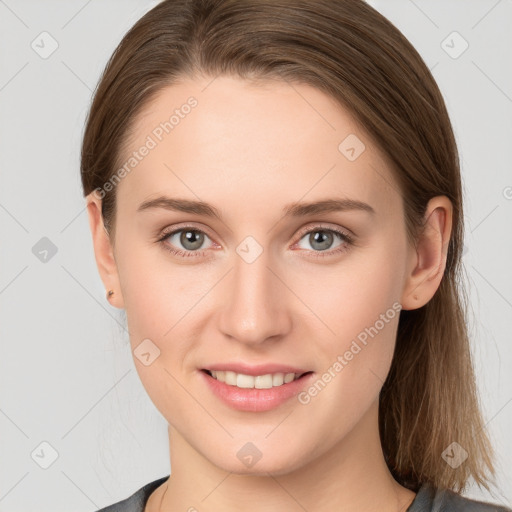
[95,475,511,512]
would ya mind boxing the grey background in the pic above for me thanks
[0,0,511,510]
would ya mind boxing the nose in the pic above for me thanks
[218,246,292,346]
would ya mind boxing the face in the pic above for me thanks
[104,75,415,474]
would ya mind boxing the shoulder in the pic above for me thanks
[95,475,170,512]
[438,489,512,512]
[409,482,512,512]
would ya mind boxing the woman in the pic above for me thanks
[81,0,511,510]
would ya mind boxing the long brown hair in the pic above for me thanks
[81,0,496,494]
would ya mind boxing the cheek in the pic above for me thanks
[115,236,188,331]
[295,236,406,349]
[115,239,215,375]
[293,238,406,407]
[114,244,204,419]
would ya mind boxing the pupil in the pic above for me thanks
[311,231,332,250]
[182,230,203,250]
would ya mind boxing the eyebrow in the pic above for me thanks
[137,196,375,220]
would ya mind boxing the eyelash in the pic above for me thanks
[156,224,355,260]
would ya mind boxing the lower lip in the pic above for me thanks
[200,370,314,412]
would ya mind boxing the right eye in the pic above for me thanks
[158,227,215,258]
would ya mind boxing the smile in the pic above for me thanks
[200,368,314,412]
[205,370,306,389]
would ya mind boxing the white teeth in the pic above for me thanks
[209,370,301,388]
[236,373,255,389]
[272,373,284,386]
[225,371,237,385]
[254,374,273,389]
[284,373,295,384]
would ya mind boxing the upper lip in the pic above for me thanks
[203,363,311,376]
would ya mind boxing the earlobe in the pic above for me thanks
[401,196,453,311]
[86,193,124,309]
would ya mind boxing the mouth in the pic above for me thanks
[201,369,312,389]
[199,362,315,411]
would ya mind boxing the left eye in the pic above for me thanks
[295,229,348,252]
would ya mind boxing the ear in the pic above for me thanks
[401,196,453,311]
[86,192,125,309]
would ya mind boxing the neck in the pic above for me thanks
[153,400,416,512]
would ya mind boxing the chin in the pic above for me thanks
[206,445,311,477]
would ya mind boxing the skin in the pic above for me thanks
[87,75,452,512]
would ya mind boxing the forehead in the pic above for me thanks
[115,75,401,220]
